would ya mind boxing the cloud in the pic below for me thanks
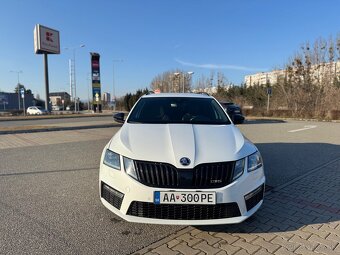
[175,58,267,72]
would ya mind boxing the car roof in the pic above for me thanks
[141,93,212,99]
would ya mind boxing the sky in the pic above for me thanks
[1,0,340,101]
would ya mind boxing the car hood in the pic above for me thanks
[109,123,257,168]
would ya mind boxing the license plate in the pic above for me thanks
[154,191,216,205]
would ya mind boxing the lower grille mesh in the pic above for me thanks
[101,182,124,210]
[245,184,264,211]
[127,201,241,220]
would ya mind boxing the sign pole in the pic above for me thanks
[44,53,50,112]
[266,87,272,113]
[34,24,60,113]
[21,88,26,116]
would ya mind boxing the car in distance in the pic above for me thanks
[220,102,245,124]
[26,106,48,115]
[99,93,265,225]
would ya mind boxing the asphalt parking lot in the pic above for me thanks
[0,119,339,254]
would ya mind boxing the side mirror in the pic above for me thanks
[113,112,125,123]
[233,114,245,124]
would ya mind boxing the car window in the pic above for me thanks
[128,97,231,125]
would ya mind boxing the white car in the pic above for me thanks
[26,106,48,115]
[99,93,265,225]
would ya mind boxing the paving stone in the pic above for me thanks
[315,244,340,255]
[153,244,180,255]
[214,233,239,244]
[294,246,317,255]
[292,230,312,240]
[232,233,257,243]
[326,233,340,243]
[252,233,276,242]
[173,242,200,255]
[253,248,273,255]
[271,236,300,252]
[194,241,220,255]
[308,234,338,250]
[143,252,159,255]
[273,247,296,255]
[301,225,329,238]
[216,251,228,255]
[232,239,261,254]
[252,237,280,253]
[196,232,221,245]
[274,231,295,241]
[214,241,240,255]
[167,239,181,249]
[176,233,203,246]
[190,228,203,236]
[233,249,251,255]
[289,235,318,250]
[320,224,340,236]
[250,224,272,232]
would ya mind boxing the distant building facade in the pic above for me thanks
[245,70,285,87]
[245,61,340,87]
[102,92,111,103]
[0,92,35,111]
[49,92,71,106]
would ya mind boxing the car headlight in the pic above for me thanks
[232,158,245,181]
[247,151,263,172]
[103,149,121,170]
[123,157,138,179]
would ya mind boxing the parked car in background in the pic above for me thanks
[220,102,245,124]
[100,93,265,225]
[26,106,48,115]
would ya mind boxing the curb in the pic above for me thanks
[0,123,122,135]
[0,113,114,122]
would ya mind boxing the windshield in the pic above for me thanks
[127,97,231,124]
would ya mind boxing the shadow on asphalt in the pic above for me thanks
[195,142,340,234]
[256,142,340,187]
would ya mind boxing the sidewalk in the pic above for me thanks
[0,119,121,135]
[133,158,340,255]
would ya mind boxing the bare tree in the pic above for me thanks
[150,69,192,93]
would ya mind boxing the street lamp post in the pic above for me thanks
[10,70,23,111]
[87,73,91,111]
[112,59,123,111]
[65,44,85,112]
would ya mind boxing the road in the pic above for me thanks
[0,115,114,128]
[0,119,339,254]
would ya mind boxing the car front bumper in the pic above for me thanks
[99,162,265,225]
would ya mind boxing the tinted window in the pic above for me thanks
[128,97,231,124]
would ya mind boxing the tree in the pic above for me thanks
[14,84,32,94]
[150,69,192,93]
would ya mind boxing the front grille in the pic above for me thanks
[244,184,264,211]
[127,201,241,220]
[134,160,235,189]
[101,182,124,210]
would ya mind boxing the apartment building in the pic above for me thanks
[245,61,340,87]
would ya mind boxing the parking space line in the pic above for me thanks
[288,125,317,133]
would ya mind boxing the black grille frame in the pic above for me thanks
[127,201,241,220]
[134,160,235,189]
[244,184,264,211]
[101,182,124,210]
